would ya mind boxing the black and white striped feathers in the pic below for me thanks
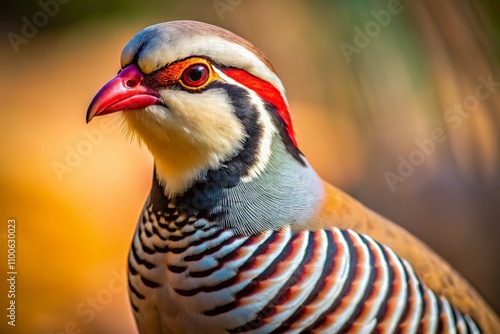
[129,201,481,334]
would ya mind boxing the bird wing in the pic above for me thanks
[301,180,500,333]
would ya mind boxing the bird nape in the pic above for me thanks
[86,20,499,334]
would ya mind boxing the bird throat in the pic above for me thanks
[149,136,324,235]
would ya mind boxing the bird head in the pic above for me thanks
[87,21,302,196]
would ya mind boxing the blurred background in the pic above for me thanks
[0,0,499,333]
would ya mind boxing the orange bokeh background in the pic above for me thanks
[1,1,499,333]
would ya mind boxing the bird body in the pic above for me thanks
[87,21,499,333]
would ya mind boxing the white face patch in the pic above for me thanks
[122,87,246,196]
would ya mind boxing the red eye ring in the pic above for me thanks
[181,64,210,88]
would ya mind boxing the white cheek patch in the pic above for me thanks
[159,88,246,153]
[121,88,246,196]
[150,88,247,195]
[120,104,172,145]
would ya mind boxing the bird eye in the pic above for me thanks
[181,64,210,88]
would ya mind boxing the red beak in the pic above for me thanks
[86,64,163,123]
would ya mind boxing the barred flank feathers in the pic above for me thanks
[128,206,482,333]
